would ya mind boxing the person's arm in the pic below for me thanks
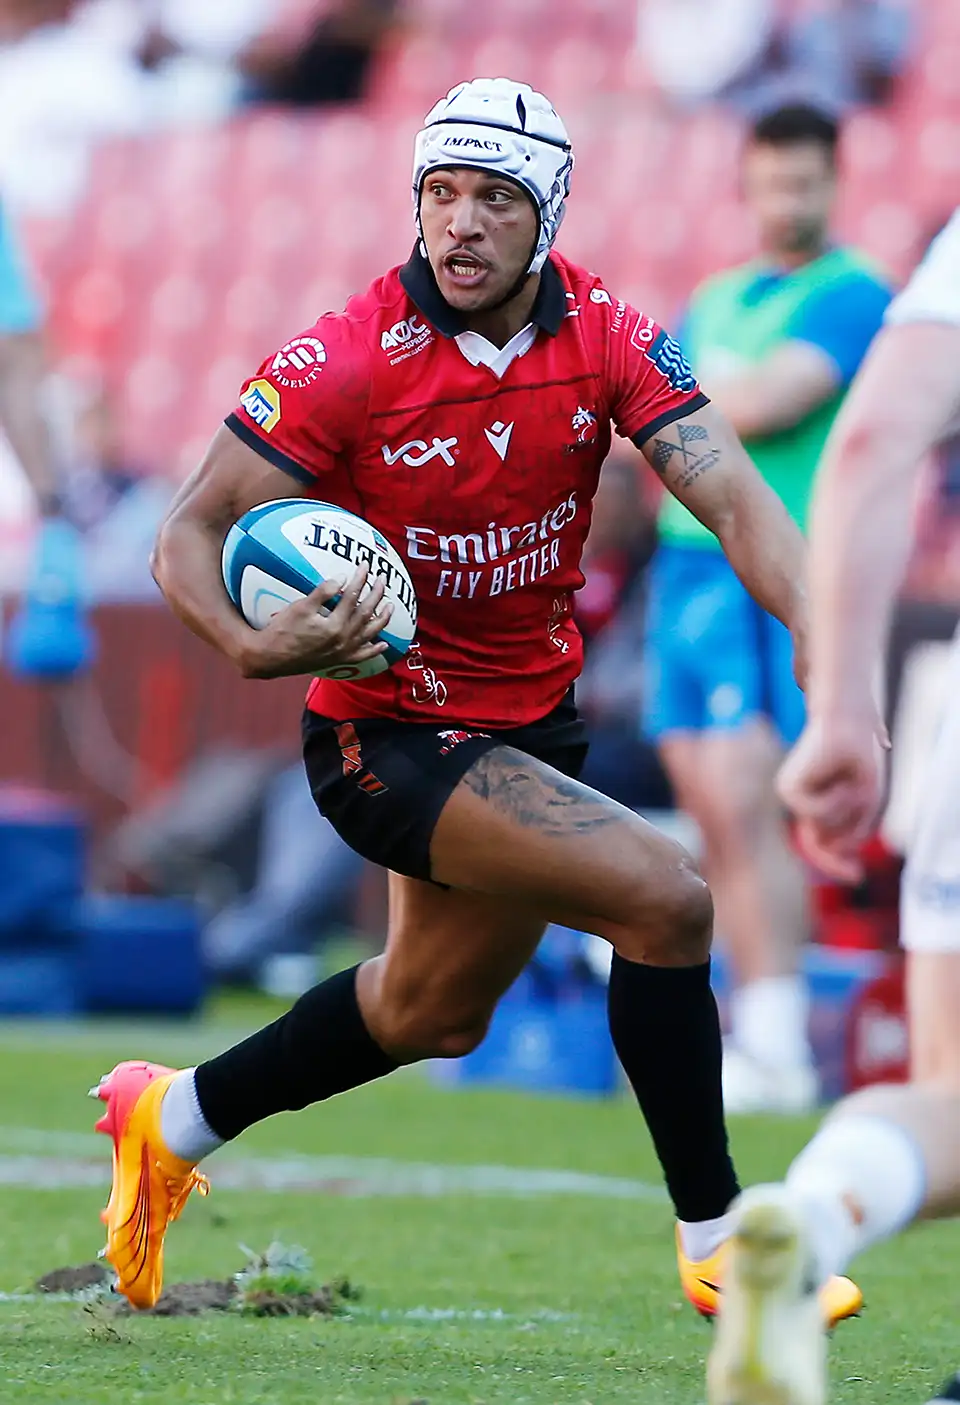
[0,331,61,516]
[638,398,807,640]
[153,424,389,679]
[805,321,960,723]
[707,273,892,439]
[705,340,839,438]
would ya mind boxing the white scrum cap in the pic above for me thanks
[412,77,574,274]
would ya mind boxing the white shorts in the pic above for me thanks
[902,625,960,953]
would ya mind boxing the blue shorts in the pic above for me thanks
[643,544,805,744]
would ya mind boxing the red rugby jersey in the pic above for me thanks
[227,249,708,727]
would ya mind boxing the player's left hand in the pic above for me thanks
[777,711,888,883]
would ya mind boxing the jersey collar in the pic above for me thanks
[399,246,566,339]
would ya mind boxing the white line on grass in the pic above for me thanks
[0,1129,667,1201]
[0,1291,577,1324]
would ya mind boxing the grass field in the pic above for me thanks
[0,1003,954,1404]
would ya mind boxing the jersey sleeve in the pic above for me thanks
[603,300,710,447]
[0,203,43,334]
[787,273,892,385]
[225,315,371,486]
[885,210,960,329]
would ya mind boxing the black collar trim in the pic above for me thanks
[398,246,566,339]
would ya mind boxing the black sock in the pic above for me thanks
[194,965,398,1141]
[607,953,739,1224]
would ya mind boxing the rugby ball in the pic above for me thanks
[222,499,417,680]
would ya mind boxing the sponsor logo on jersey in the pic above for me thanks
[405,492,577,568]
[643,326,698,394]
[271,336,326,388]
[406,642,448,708]
[381,436,458,468]
[590,287,612,305]
[565,404,597,453]
[404,492,577,604]
[483,419,514,462]
[630,314,657,347]
[380,316,429,352]
[239,379,281,432]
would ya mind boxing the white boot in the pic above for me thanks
[707,1185,827,1405]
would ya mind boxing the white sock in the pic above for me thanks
[678,1210,737,1262]
[159,1068,224,1164]
[786,1115,927,1283]
[730,975,813,1070]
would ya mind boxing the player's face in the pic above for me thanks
[742,141,836,257]
[419,168,539,310]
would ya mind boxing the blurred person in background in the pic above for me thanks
[0,0,398,219]
[638,0,776,108]
[640,0,912,114]
[202,760,364,988]
[645,103,891,1113]
[239,0,401,108]
[709,209,960,1405]
[0,198,93,674]
[0,197,60,517]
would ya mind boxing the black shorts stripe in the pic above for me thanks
[224,414,316,486]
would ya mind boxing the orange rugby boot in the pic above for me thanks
[92,1060,209,1310]
[676,1224,863,1327]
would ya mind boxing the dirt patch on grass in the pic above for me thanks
[33,1261,360,1319]
[35,1263,111,1294]
[132,1280,238,1316]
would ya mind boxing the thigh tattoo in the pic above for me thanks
[462,747,621,837]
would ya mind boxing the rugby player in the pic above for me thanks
[709,210,960,1404]
[91,78,860,1326]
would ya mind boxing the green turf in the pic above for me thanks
[0,1012,953,1403]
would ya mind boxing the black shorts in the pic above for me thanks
[302,690,588,883]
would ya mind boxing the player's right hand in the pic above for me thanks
[777,712,888,883]
[238,565,394,679]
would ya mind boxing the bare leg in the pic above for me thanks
[660,721,814,1109]
[181,748,737,1253]
[660,722,809,984]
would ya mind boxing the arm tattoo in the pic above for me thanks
[651,423,719,488]
[462,747,621,837]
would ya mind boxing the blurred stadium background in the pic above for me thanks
[0,0,957,1081]
[5,6,960,1402]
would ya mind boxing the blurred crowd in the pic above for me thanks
[0,0,401,215]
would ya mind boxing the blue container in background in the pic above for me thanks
[0,950,79,1015]
[434,927,619,1098]
[0,791,85,938]
[71,896,206,1015]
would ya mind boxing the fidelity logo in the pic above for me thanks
[271,337,326,388]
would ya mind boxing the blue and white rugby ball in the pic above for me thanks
[222,499,417,680]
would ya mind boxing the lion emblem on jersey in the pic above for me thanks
[571,405,597,445]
